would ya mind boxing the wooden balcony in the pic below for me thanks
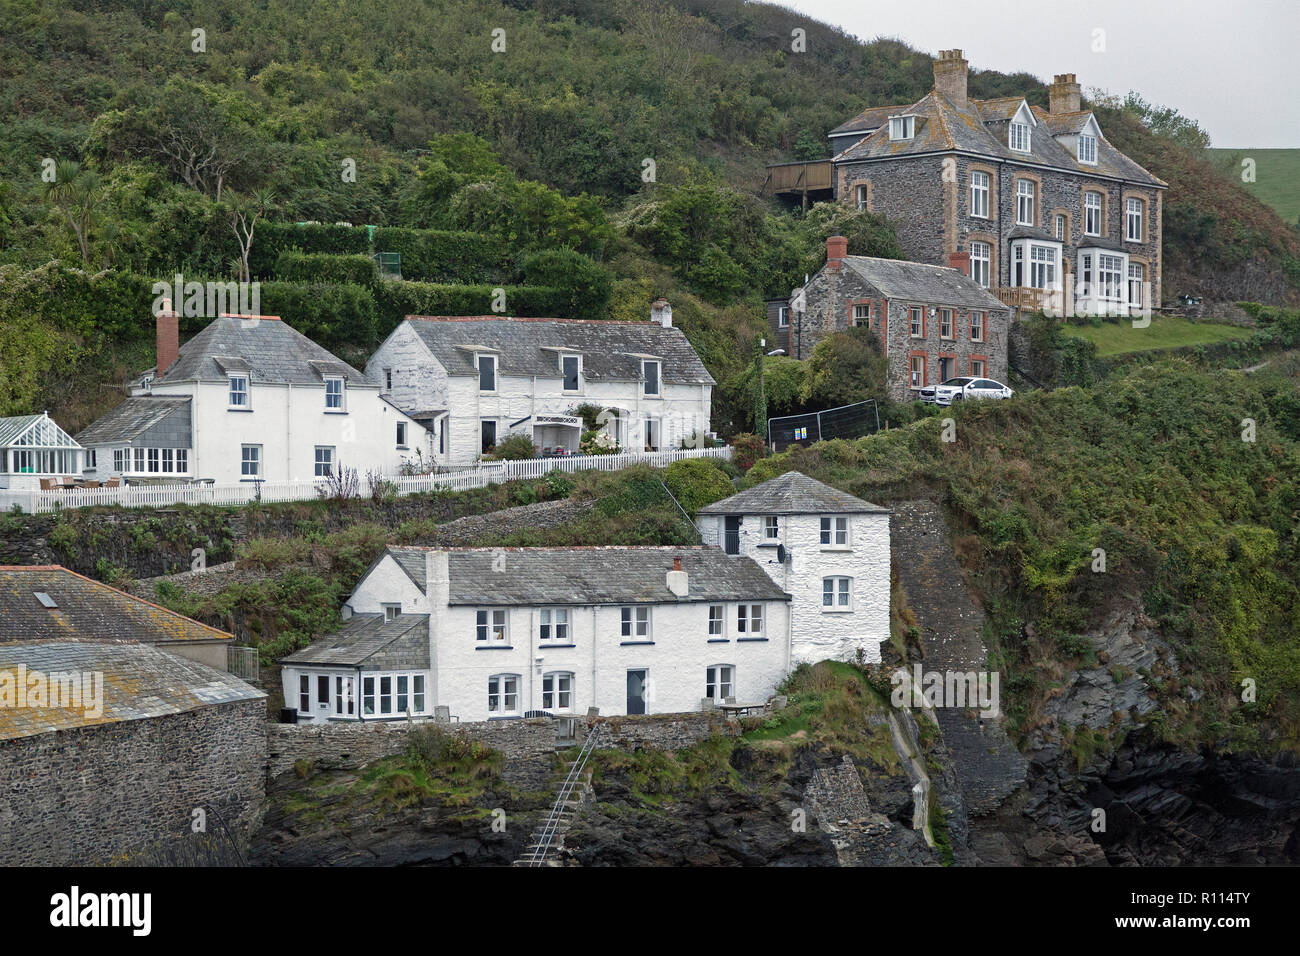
[994,287,1047,312]
[763,160,834,203]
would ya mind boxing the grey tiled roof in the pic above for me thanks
[0,640,263,740]
[389,549,427,592]
[834,91,1165,188]
[0,566,232,644]
[155,316,368,386]
[840,257,1010,311]
[698,471,889,516]
[282,613,430,669]
[402,317,715,385]
[384,546,787,605]
[74,396,192,446]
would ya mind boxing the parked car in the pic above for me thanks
[925,377,1014,405]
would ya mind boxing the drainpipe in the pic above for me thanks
[591,606,598,716]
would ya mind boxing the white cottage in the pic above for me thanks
[364,301,714,466]
[0,413,84,489]
[696,472,891,665]
[280,545,791,723]
[78,309,431,485]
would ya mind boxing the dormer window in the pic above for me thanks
[889,116,915,141]
[324,376,345,411]
[477,354,497,392]
[228,374,249,409]
[1078,133,1097,164]
[1009,121,1031,152]
[562,354,581,392]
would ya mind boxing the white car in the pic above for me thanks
[927,377,1014,405]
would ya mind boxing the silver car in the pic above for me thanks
[930,377,1014,405]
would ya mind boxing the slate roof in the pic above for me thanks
[401,317,715,386]
[834,90,1165,188]
[0,566,232,644]
[829,103,911,136]
[154,315,369,386]
[839,256,1010,311]
[383,546,788,605]
[0,640,263,740]
[74,396,192,446]
[282,613,430,669]
[698,471,889,516]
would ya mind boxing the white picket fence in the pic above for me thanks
[1,446,732,514]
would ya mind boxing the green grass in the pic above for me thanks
[1060,316,1255,356]
[1208,147,1300,225]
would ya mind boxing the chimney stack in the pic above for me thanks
[933,49,968,108]
[948,251,970,276]
[826,235,848,272]
[1049,73,1081,114]
[156,298,179,376]
[650,297,673,328]
[666,556,688,598]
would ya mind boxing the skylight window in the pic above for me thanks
[35,592,57,608]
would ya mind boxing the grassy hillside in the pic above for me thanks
[1208,148,1300,226]
[1060,315,1255,356]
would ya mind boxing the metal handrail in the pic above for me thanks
[521,723,601,866]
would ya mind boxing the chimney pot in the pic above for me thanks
[1049,72,1082,114]
[155,302,179,376]
[650,297,673,328]
[666,558,688,598]
[826,235,848,271]
[932,48,969,108]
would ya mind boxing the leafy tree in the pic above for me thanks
[802,326,888,408]
[42,160,100,265]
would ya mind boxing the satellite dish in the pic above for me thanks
[776,544,787,565]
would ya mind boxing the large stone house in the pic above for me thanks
[0,565,265,865]
[280,545,790,722]
[696,472,891,665]
[773,240,1012,401]
[365,301,714,466]
[78,309,430,485]
[824,50,1167,315]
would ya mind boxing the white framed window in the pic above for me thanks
[969,241,990,288]
[382,603,401,622]
[909,305,924,338]
[228,374,249,408]
[176,449,188,473]
[970,311,985,343]
[542,672,573,711]
[361,675,423,717]
[1016,180,1035,225]
[1084,192,1102,236]
[133,448,145,472]
[940,308,954,340]
[1009,121,1031,152]
[1128,263,1145,308]
[396,421,407,447]
[113,449,126,472]
[971,358,987,377]
[477,353,497,392]
[539,608,570,642]
[476,608,508,642]
[160,448,173,472]
[480,419,497,454]
[298,674,310,713]
[1098,253,1124,303]
[706,665,734,702]
[820,515,849,546]
[763,515,779,539]
[822,576,852,609]
[1126,198,1143,242]
[383,368,392,390]
[708,604,724,637]
[314,445,334,477]
[969,171,989,218]
[620,606,650,640]
[240,444,260,478]
[562,354,581,392]
[488,674,520,714]
[335,675,355,717]
[325,376,345,411]
[855,184,868,211]
[642,360,661,397]
[889,115,915,140]
[147,448,159,473]
[737,604,764,636]
[1029,245,1058,290]
[1054,213,1067,240]
[777,306,789,328]
[851,303,870,326]
[642,417,661,452]
[909,354,926,389]
[1079,133,1097,165]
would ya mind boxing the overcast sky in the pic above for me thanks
[780,0,1298,148]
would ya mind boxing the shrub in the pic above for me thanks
[663,457,734,513]
[487,433,536,460]
[730,433,766,471]
[274,250,378,287]
[518,248,613,320]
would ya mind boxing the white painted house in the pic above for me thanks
[280,545,791,723]
[364,301,714,466]
[696,472,891,665]
[0,413,84,489]
[77,310,430,485]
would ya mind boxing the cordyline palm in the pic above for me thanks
[42,159,100,265]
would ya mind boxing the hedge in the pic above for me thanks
[373,282,572,333]
[371,227,510,283]
[257,281,379,348]
[249,223,371,276]
[274,250,379,287]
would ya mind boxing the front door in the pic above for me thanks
[723,516,742,555]
[626,669,648,715]
[315,675,331,720]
